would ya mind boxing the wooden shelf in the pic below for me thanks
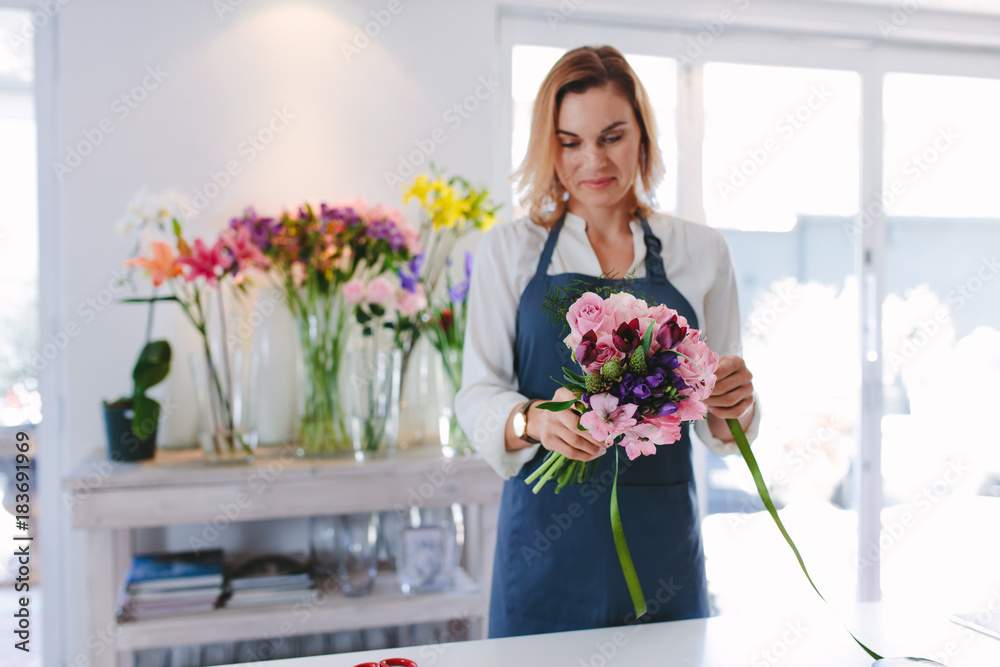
[63,443,502,529]
[117,567,484,652]
[62,441,501,667]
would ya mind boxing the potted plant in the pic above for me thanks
[103,188,186,462]
[102,339,171,462]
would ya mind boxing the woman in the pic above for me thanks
[455,45,761,638]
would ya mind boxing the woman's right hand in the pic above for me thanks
[530,387,607,462]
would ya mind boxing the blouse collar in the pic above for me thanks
[564,210,640,234]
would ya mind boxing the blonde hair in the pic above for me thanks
[514,45,665,228]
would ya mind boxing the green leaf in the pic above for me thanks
[611,452,647,619]
[172,218,182,239]
[536,399,577,412]
[132,340,171,393]
[370,303,385,318]
[727,419,885,661]
[641,320,655,356]
[131,394,161,439]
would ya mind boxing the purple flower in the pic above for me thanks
[398,254,424,293]
[612,319,641,355]
[656,402,678,416]
[633,382,651,400]
[229,207,277,251]
[575,330,599,367]
[448,251,473,304]
[655,319,686,350]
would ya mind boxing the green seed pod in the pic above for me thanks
[585,372,606,393]
[628,348,647,374]
[600,359,623,382]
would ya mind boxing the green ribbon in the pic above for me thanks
[727,418,884,661]
[611,451,647,619]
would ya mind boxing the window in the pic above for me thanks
[505,14,1000,615]
[0,8,40,427]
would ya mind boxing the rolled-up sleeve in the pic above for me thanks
[693,230,762,457]
[455,225,542,479]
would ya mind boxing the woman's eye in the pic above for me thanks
[560,142,580,149]
[601,134,623,144]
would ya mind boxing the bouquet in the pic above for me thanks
[528,291,719,491]
[229,200,423,456]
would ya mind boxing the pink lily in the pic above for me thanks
[222,226,269,274]
[178,238,225,287]
[618,422,662,460]
[580,393,637,444]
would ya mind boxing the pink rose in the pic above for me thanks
[676,331,719,400]
[397,284,428,317]
[567,292,608,338]
[343,278,366,305]
[366,276,394,305]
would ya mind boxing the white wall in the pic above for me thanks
[37,0,1000,665]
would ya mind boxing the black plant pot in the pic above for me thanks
[102,399,158,462]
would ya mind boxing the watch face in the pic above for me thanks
[513,411,526,437]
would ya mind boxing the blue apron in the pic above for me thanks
[488,213,710,638]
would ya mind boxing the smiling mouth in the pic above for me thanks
[581,177,615,190]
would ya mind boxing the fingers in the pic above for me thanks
[706,395,754,420]
[712,365,752,396]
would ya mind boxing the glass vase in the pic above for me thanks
[343,320,403,461]
[437,347,472,457]
[189,288,260,464]
[292,293,352,458]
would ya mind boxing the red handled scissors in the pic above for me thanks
[352,660,418,667]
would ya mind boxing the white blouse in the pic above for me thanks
[455,210,762,480]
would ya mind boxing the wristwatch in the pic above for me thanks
[512,400,541,444]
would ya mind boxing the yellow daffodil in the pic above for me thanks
[432,187,464,230]
[479,211,497,231]
[403,175,434,207]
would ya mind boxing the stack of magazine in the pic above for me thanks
[223,554,318,608]
[118,549,224,621]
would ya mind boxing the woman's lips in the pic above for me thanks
[581,177,614,190]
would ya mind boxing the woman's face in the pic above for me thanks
[553,84,642,213]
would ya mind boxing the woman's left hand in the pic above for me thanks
[705,355,754,420]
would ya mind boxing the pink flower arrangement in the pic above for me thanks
[545,291,719,462]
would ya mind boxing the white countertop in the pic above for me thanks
[258,599,1000,666]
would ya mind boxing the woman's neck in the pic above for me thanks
[565,199,634,240]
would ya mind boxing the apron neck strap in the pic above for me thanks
[533,212,667,281]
